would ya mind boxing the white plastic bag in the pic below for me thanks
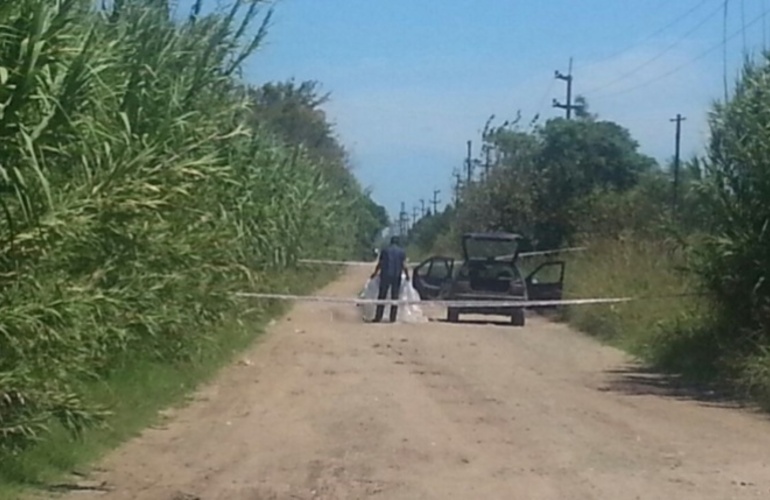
[358,273,427,323]
[359,276,380,322]
[398,277,428,323]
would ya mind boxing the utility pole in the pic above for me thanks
[452,169,463,205]
[412,206,419,226]
[420,198,426,217]
[399,202,408,237]
[466,140,473,184]
[670,113,686,214]
[553,57,578,119]
[431,189,441,214]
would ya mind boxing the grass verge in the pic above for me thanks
[0,265,338,499]
[561,238,717,380]
[548,236,770,411]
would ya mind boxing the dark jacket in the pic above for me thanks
[379,244,406,278]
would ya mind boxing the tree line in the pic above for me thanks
[407,57,770,405]
[0,0,387,458]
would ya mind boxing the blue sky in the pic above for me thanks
[183,1,769,219]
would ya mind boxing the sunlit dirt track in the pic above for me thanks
[60,267,770,500]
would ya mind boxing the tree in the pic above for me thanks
[409,107,657,252]
[407,207,454,256]
[572,95,597,121]
[246,80,347,171]
[453,125,539,240]
[455,115,657,248]
[244,79,389,257]
[530,117,657,247]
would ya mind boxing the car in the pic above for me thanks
[411,232,565,326]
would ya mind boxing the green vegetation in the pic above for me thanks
[0,264,336,498]
[561,239,709,372]
[0,0,386,492]
[407,54,770,408]
[406,206,455,259]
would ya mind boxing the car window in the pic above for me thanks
[527,262,564,284]
[464,237,518,259]
[427,259,452,279]
[417,259,453,280]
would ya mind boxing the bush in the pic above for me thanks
[692,57,770,350]
[674,55,770,402]
[0,0,381,456]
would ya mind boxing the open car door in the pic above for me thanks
[413,257,454,300]
[525,261,565,306]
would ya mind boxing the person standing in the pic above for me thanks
[371,236,410,323]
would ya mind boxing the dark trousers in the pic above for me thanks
[373,275,402,323]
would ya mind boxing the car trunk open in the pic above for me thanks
[461,233,522,293]
[466,260,517,293]
[461,232,521,262]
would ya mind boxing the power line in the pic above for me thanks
[532,75,557,123]
[762,0,767,50]
[723,0,729,102]
[515,1,720,82]
[741,0,746,52]
[591,2,768,100]
[575,0,717,72]
[581,1,725,95]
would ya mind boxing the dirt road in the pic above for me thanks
[62,267,770,500]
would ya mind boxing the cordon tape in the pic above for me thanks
[251,248,695,309]
[232,292,632,309]
[297,247,587,267]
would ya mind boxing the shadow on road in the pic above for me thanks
[601,364,759,413]
[430,318,513,327]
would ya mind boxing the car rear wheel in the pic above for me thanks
[511,308,525,327]
[447,308,460,323]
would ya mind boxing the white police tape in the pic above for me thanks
[299,259,373,266]
[232,292,632,309]
[298,247,587,267]
[499,246,588,259]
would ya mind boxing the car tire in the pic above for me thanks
[511,308,525,327]
[447,308,460,323]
